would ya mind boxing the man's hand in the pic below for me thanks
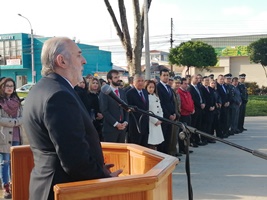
[169,114,176,121]
[201,103,205,109]
[104,163,123,177]
[209,106,215,111]
[110,169,123,177]
[224,102,230,107]
[96,113,103,120]
[116,123,126,130]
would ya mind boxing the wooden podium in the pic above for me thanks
[11,143,179,200]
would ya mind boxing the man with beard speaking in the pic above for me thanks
[99,69,129,143]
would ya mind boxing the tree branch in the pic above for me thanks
[104,0,123,41]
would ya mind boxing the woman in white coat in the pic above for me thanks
[145,80,164,150]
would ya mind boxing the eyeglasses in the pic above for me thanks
[5,85,14,88]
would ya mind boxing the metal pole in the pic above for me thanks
[144,0,150,80]
[18,14,35,83]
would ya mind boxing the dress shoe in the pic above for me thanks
[175,153,183,157]
[190,143,199,148]
[222,134,229,138]
[242,128,247,131]
[179,150,193,154]
[228,131,235,135]
[197,141,206,146]
[208,139,216,143]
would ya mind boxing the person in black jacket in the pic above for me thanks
[237,74,248,132]
[126,74,149,147]
[229,77,242,134]
[74,77,91,114]
[156,69,177,154]
[210,79,222,139]
[216,74,230,138]
[23,37,122,200]
[189,75,206,146]
[88,77,104,141]
[200,76,216,143]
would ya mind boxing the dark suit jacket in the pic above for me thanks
[189,84,205,109]
[200,85,215,111]
[156,82,176,119]
[126,88,149,137]
[217,83,229,105]
[99,87,129,135]
[123,85,134,93]
[23,73,110,200]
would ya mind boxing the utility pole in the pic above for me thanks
[18,14,36,83]
[144,0,151,80]
[170,18,174,73]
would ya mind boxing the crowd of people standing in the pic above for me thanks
[75,69,248,159]
[0,37,249,199]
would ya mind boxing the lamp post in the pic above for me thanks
[18,13,35,83]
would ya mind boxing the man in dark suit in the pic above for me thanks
[200,76,216,143]
[123,76,134,93]
[23,37,122,200]
[216,74,230,138]
[126,74,149,147]
[99,69,129,143]
[157,69,177,154]
[189,75,206,145]
[229,77,242,134]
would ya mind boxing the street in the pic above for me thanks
[173,116,267,200]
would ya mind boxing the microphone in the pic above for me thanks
[101,84,132,111]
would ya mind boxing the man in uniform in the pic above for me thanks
[229,77,242,134]
[224,73,233,136]
[237,73,248,132]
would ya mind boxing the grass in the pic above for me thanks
[246,95,267,116]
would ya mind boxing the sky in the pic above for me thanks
[2,0,267,66]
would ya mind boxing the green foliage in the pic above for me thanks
[169,41,217,72]
[246,95,267,116]
[245,82,267,95]
[245,82,260,95]
[248,38,267,67]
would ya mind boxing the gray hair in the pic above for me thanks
[133,73,144,82]
[41,37,71,76]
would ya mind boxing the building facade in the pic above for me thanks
[183,34,267,86]
[0,33,112,87]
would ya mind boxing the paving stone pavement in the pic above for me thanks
[172,116,267,200]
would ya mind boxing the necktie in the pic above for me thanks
[140,91,146,104]
[115,89,119,96]
[115,89,122,121]
[166,85,172,96]
[194,85,203,103]
[222,84,226,93]
[206,86,210,93]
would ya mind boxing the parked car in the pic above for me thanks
[16,83,35,98]
[16,83,35,93]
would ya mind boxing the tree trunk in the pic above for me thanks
[262,65,267,79]
[132,0,142,75]
[104,0,152,76]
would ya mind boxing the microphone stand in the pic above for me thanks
[125,105,267,200]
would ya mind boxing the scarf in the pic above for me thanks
[0,97,20,117]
